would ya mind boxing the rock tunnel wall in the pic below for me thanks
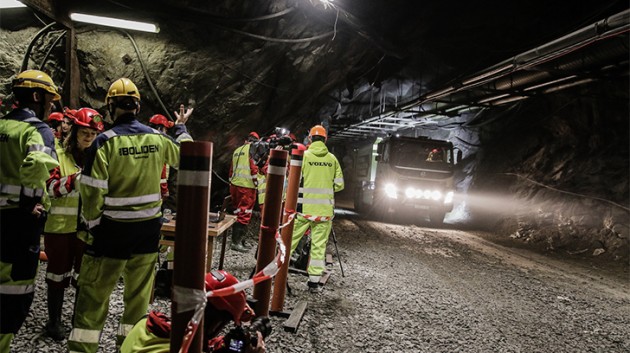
[466,79,629,262]
[1,20,628,262]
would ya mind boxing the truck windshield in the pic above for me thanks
[389,140,451,168]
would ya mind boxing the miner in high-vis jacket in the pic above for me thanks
[290,125,344,293]
[229,131,260,252]
[0,70,60,353]
[42,108,104,342]
[68,78,190,353]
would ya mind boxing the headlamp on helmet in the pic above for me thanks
[74,108,105,132]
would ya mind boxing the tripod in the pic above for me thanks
[330,227,345,277]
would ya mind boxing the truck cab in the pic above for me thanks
[354,136,461,225]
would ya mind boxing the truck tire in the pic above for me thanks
[428,210,445,226]
[354,188,363,213]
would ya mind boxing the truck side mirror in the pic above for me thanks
[456,150,463,164]
[375,154,382,162]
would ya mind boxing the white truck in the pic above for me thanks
[353,135,461,225]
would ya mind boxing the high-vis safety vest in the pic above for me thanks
[297,141,344,217]
[230,143,256,189]
[80,116,181,229]
[44,149,81,234]
[0,108,58,210]
[257,171,266,205]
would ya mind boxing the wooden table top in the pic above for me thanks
[160,213,237,237]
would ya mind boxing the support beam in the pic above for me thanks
[65,25,80,107]
[21,0,72,28]
[22,0,79,107]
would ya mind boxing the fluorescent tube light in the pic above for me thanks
[70,13,159,33]
[0,0,26,9]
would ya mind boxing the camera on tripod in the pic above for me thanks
[223,317,272,352]
[250,127,294,169]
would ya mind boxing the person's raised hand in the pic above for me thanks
[174,104,193,125]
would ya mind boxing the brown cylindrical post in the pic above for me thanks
[271,148,303,312]
[253,149,288,316]
[170,141,213,353]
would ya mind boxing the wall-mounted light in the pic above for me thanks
[0,0,26,9]
[70,13,159,33]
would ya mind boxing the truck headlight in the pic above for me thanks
[444,191,454,204]
[405,187,415,198]
[431,190,442,200]
[384,183,398,199]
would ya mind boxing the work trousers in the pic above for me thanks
[0,207,46,353]
[230,184,256,225]
[290,215,332,284]
[68,217,160,353]
[43,232,86,288]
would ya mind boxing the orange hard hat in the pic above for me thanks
[309,125,327,139]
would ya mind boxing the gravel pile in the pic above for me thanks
[12,212,630,353]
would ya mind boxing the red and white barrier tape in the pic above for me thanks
[178,210,297,353]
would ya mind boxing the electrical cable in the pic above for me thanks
[502,173,630,212]
[210,6,295,22]
[213,169,231,185]
[120,30,174,121]
[39,31,67,71]
[221,63,284,91]
[31,11,48,26]
[211,22,335,43]
[21,21,57,72]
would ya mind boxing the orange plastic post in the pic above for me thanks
[253,149,288,316]
[170,141,213,353]
[270,148,303,312]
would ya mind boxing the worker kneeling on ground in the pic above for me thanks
[121,270,268,353]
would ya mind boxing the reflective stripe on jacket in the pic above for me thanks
[0,108,59,210]
[230,143,257,189]
[80,116,182,228]
[44,149,81,233]
[297,141,344,217]
[257,172,266,205]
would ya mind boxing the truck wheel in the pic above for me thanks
[354,188,365,213]
[428,210,445,226]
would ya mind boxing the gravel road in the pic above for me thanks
[13,212,630,352]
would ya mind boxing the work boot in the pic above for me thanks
[307,281,322,294]
[240,230,252,250]
[45,287,66,341]
[230,223,248,253]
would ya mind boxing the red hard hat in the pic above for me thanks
[205,271,253,325]
[149,114,174,129]
[48,112,64,122]
[73,108,104,132]
[63,107,77,121]
[248,131,260,140]
[288,133,297,142]
[292,142,307,151]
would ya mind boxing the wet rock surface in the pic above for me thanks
[13,212,629,353]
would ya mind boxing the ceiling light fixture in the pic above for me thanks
[70,13,159,33]
[0,0,26,9]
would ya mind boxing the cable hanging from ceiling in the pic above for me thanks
[120,29,174,121]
